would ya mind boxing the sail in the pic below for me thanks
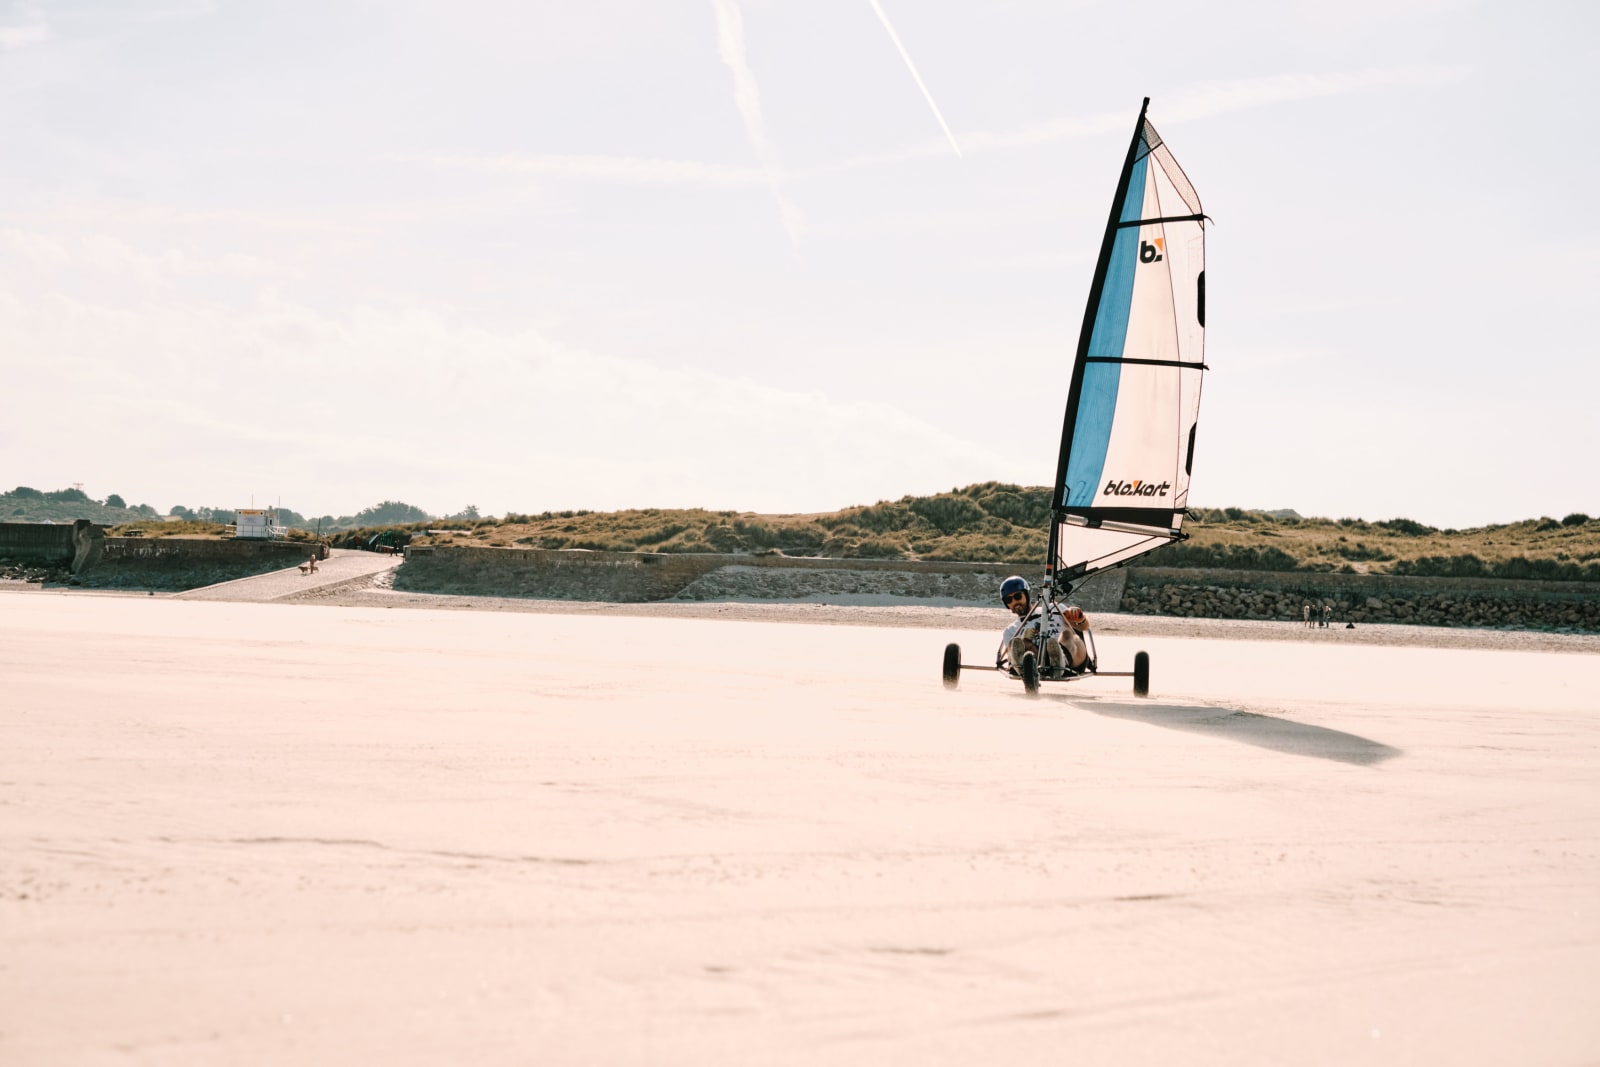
[1050,98,1207,587]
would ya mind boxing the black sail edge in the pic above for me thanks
[1050,97,1151,589]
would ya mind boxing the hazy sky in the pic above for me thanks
[3,0,1595,527]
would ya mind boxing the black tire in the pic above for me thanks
[1133,651,1150,697]
[1020,651,1040,696]
[942,643,961,690]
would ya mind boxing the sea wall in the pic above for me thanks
[74,536,327,590]
[1121,567,1600,632]
[0,521,89,565]
[396,546,1130,612]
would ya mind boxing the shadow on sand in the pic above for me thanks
[1070,697,1402,766]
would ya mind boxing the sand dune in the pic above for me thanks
[2,588,1596,1065]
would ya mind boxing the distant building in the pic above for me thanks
[233,508,286,540]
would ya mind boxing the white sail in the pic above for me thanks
[1050,99,1208,589]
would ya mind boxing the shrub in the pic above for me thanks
[836,502,914,534]
[1334,541,1393,562]
[968,484,1053,528]
[842,538,907,559]
[1490,556,1600,582]
[1561,513,1592,527]
[1376,517,1437,537]
[1160,543,1301,571]
[329,525,414,550]
[1392,554,1487,578]
[908,495,988,534]
[635,523,689,546]
[354,500,430,525]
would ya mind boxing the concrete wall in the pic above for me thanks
[76,535,325,590]
[397,546,1130,611]
[0,522,87,564]
[1121,567,1600,631]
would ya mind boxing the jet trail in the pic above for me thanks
[713,0,805,249]
[868,0,962,158]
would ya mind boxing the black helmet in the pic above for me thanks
[999,575,1030,605]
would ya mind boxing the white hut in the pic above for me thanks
[233,508,286,540]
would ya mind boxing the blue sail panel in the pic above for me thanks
[1060,153,1146,508]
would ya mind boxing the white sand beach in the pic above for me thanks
[3,579,1597,1065]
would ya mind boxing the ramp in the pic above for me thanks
[171,551,401,603]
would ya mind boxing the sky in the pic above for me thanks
[2,0,1596,529]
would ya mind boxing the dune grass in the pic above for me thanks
[395,485,1600,582]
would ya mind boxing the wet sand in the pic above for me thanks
[2,588,1597,1064]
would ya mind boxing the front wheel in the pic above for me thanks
[1133,651,1150,697]
[1020,651,1040,697]
[942,643,961,690]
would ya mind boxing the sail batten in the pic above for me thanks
[1050,98,1208,589]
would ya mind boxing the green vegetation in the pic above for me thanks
[407,484,1600,582]
[2,486,158,525]
[0,487,420,536]
[6,482,1598,581]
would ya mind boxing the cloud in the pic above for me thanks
[0,227,285,288]
[417,63,1467,196]
[0,288,1008,517]
[0,22,48,49]
[1158,65,1472,123]
[418,152,766,188]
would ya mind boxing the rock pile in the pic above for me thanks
[0,560,72,584]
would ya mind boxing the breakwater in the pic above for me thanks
[1120,567,1599,632]
[0,521,326,590]
[396,546,1130,612]
[397,549,1595,632]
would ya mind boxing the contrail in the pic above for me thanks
[713,0,805,249]
[867,0,962,158]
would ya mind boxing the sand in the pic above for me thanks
[2,578,1597,1065]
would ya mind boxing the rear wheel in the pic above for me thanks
[1133,651,1150,697]
[1020,652,1040,696]
[942,643,961,689]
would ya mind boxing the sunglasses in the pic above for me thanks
[1003,591,1029,604]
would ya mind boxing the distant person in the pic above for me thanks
[1303,602,1312,628]
[1321,602,1332,628]
[998,575,1090,678]
[306,553,318,574]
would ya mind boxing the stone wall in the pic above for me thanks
[1121,567,1600,631]
[397,546,1130,611]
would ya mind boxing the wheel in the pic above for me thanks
[1020,651,1040,696]
[942,643,961,689]
[1133,651,1150,697]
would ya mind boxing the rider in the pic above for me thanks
[998,575,1091,677]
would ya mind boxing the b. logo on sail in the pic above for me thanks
[1140,238,1164,263]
